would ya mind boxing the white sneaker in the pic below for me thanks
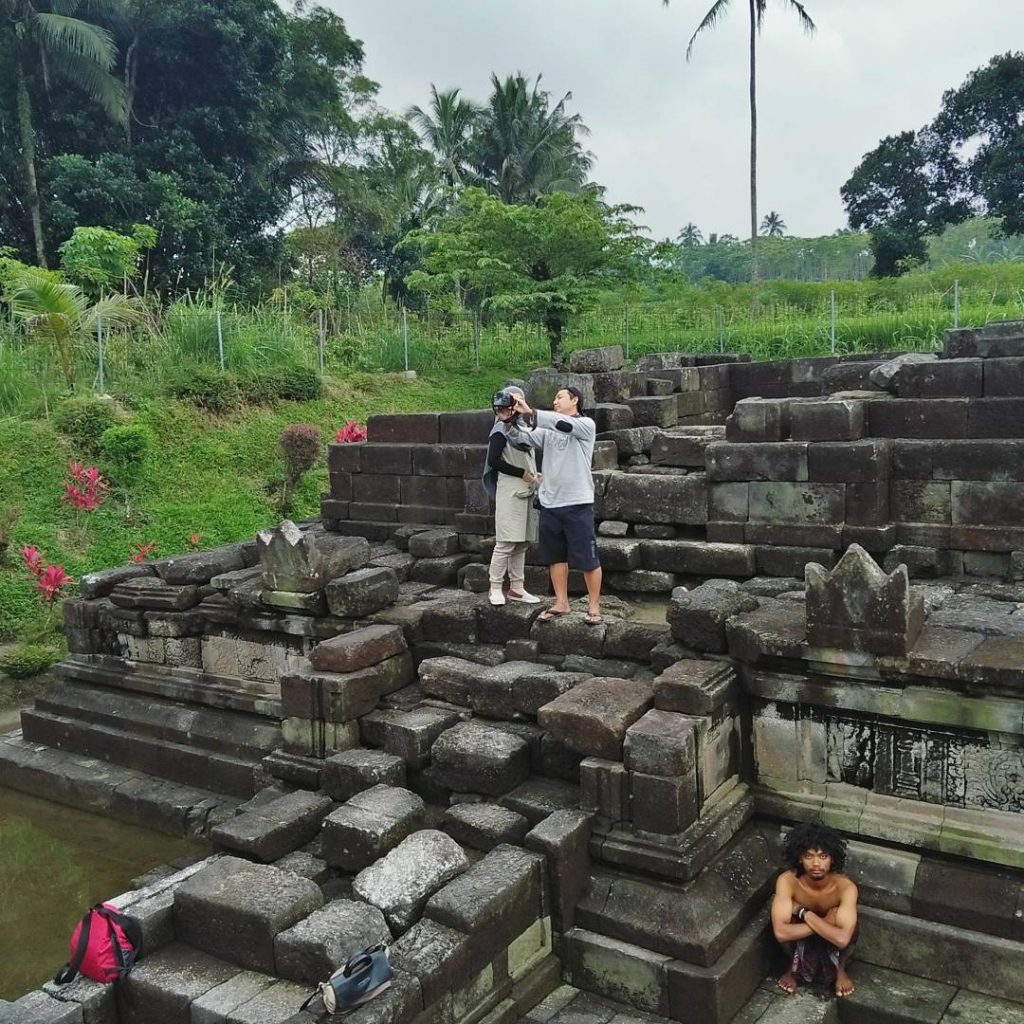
[489,587,506,606]
[507,588,541,604]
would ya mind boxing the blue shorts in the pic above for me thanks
[538,503,600,571]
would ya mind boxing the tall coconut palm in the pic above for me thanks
[2,0,128,267]
[472,72,593,205]
[677,222,704,247]
[408,86,479,188]
[760,210,786,237]
[665,0,815,281]
[5,268,142,389]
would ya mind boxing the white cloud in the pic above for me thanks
[328,0,1024,239]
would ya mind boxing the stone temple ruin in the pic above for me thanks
[2,321,1024,1024]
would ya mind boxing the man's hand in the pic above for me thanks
[522,471,535,484]
[513,396,533,416]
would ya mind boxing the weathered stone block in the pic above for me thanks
[894,358,983,399]
[367,413,439,443]
[354,829,468,933]
[359,707,461,769]
[641,540,755,577]
[325,567,399,618]
[725,398,788,442]
[624,709,698,777]
[625,396,678,428]
[653,659,736,715]
[309,624,406,674]
[565,928,670,1015]
[387,919,469,1008]
[707,482,749,522]
[442,803,531,851]
[281,654,413,722]
[320,786,426,871]
[945,320,1024,359]
[321,749,406,801]
[603,619,672,660]
[867,398,968,438]
[790,397,865,442]
[600,473,708,525]
[512,669,590,716]
[538,676,653,760]
[210,791,332,863]
[417,656,482,706]
[110,577,202,611]
[630,771,699,834]
[666,582,758,653]
[705,442,808,482]
[592,404,635,433]
[526,370,596,411]
[429,722,530,795]
[258,522,370,593]
[569,346,625,373]
[651,429,723,467]
[173,857,323,973]
[425,844,543,972]
[747,482,846,524]
[274,899,391,985]
[408,528,460,559]
[158,546,246,586]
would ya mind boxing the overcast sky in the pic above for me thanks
[326,1,1024,241]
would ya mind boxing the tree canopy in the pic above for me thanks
[404,188,645,367]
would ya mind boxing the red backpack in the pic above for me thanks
[54,903,143,985]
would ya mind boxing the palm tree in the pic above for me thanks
[408,86,479,188]
[1,0,128,267]
[677,222,704,247]
[5,269,142,389]
[760,210,786,237]
[472,73,593,205]
[665,0,815,281]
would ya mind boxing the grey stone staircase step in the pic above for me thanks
[575,823,778,966]
[857,906,1024,1005]
[20,709,260,798]
[941,990,1024,1023]
[837,964,955,1024]
[0,731,236,834]
[35,681,281,759]
[58,655,281,717]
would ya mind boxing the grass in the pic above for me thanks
[0,368,511,646]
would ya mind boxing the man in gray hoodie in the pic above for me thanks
[513,386,603,624]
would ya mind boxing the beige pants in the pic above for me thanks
[489,541,528,589]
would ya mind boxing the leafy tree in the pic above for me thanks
[404,188,644,368]
[58,224,154,294]
[840,130,968,276]
[1,0,127,268]
[677,223,704,247]
[760,210,786,237]
[408,86,479,187]
[471,73,593,205]
[4,269,141,388]
[666,0,815,281]
[930,53,1024,235]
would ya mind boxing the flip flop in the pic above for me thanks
[584,612,604,625]
[538,608,570,622]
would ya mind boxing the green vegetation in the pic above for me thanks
[0,370,510,649]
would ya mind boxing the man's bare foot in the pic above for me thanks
[835,969,855,997]
[777,971,799,995]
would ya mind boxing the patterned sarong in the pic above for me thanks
[789,915,857,984]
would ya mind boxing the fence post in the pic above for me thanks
[830,291,836,355]
[954,279,960,329]
[717,306,724,353]
[402,307,410,373]
[473,310,481,368]
[216,310,225,371]
[623,304,631,361]
[97,313,105,395]
[317,309,326,375]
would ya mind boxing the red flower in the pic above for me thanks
[36,564,73,602]
[129,540,157,564]
[334,420,367,443]
[21,545,44,577]
[62,464,108,513]
[188,532,203,548]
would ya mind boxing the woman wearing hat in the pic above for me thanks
[481,387,542,606]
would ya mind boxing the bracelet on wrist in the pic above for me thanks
[796,906,807,922]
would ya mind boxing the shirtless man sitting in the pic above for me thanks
[770,820,858,998]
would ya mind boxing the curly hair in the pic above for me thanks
[783,820,848,874]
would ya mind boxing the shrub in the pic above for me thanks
[53,397,119,453]
[237,372,282,405]
[168,365,240,414]
[279,423,323,515]
[276,365,322,402]
[0,504,20,565]
[0,643,60,679]
[99,424,152,487]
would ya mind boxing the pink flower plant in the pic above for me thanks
[187,532,203,549]
[334,420,367,443]
[21,545,44,577]
[36,564,74,603]
[62,460,108,514]
[129,540,157,564]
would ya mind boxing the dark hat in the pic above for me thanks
[564,385,585,412]
[492,389,515,410]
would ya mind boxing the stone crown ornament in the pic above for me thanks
[805,543,924,656]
